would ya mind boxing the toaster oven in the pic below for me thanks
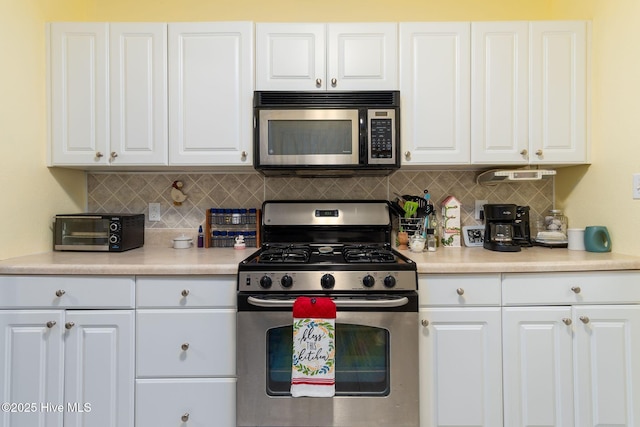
[54,213,144,252]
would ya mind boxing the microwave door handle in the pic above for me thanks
[246,295,409,309]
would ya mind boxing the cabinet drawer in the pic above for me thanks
[136,276,236,308]
[0,275,134,308]
[419,274,501,306]
[136,378,235,427]
[136,309,235,377]
[503,271,640,305]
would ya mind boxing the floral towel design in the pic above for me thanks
[291,296,336,397]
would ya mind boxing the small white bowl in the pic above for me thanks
[172,235,193,249]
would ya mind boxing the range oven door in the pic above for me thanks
[236,293,419,427]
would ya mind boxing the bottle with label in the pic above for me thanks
[426,229,437,252]
[197,225,204,248]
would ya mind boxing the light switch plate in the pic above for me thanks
[474,200,488,220]
[149,203,161,221]
[634,174,640,200]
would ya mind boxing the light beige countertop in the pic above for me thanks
[1,246,639,275]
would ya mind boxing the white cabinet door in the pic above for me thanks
[255,23,325,91]
[419,307,503,427]
[255,23,397,91]
[109,23,168,166]
[136,378,235,427]
[64,310,135,427]
[168,22,253,166]
[574,305,640,427]
[400,22,470,165]
[0,310,65,427]
[471,21,529,165]
[50,23,109,166]
[327,23,398,91]
[502,307,575,427]
[530,21,588,164]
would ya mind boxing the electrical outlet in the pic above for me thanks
[634,174,640,200]
[475,200,488,220]
[149,203,161,221]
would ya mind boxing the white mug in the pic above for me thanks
[567,228,585,251]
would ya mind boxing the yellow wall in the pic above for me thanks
[553,0,640,256]
[0,0,86,260]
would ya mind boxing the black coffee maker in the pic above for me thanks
[483,204,521,252]
[513,205,532,247]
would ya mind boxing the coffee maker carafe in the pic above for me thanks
[483,204,521,252]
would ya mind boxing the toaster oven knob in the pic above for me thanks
[259,275,273,289]
[320,274,335,290]
[280,275,293,288]
[109,234,119,244]
[383,275,396,288]
[362,275,375,288]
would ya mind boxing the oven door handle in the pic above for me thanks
[246,295,410,308]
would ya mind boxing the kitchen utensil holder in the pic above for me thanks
[399,217,424,235]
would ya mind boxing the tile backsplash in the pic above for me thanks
[88,170,553,231]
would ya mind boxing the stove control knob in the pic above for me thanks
[259,275,273,289]
[320,274,335,289]
[362,275,376,288]
[383,275,397,288]
[281,275,294,288]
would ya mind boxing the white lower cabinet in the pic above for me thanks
[503,272,640,427]
[0,276,135,427]
[135,276,236,427]
[418,274,503,427]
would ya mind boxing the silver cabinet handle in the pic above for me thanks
[181,413,190,422]
[520,149,528,156]
[241,151,248,161]
[46,321,57,328]
[421,319,429,327]
[536,149,543,156]
[579,316,590,324]
[55,289,65,297]
[96,152,104,158]
[571,286,581,294]
[110,151,118,158]
[65,322,75,329]
[181,289,190,297]
[562,318,572,326]
[315,78,322,87]
[181,343,190,351]
[456,288,465,296]
[404,151,411,161]
[331,78,337,87]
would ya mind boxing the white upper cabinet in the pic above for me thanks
[530,21,588,164]
[110,23,168,166]
[471,21,530,165]
[400,22,471,165]
[168,22,254,166]
[50,23,109,166]
[471,21,588,165]
[256,23,398,91]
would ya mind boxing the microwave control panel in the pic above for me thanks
[368,109,396,164]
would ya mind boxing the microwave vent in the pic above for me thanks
[254,91,400,107]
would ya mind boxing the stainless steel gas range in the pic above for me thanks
[236,200,419,427]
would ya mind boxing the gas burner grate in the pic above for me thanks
[258,245,311,263]
[342,245,397,263]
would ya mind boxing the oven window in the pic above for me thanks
[266,323,390,396]
[268,120,352,155]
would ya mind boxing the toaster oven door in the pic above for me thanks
[54,216,110,251]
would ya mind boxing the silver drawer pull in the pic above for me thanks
[181,413,190,422]
[181,343,190,351]
[46,321,57,328]
[571,286,581,294]
[181,289,190,297]
[65,322,75,330]
[579,316,590,324]
[421,319,429,327]
[562,318,572,326]
[456,288,465,296]
[55,289,65,297]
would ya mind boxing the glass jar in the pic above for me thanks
[543,209,568,237]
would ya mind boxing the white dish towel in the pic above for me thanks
[291,296,336,397]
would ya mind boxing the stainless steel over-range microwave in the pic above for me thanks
[54,213,144,252]
[253,91,400,176]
